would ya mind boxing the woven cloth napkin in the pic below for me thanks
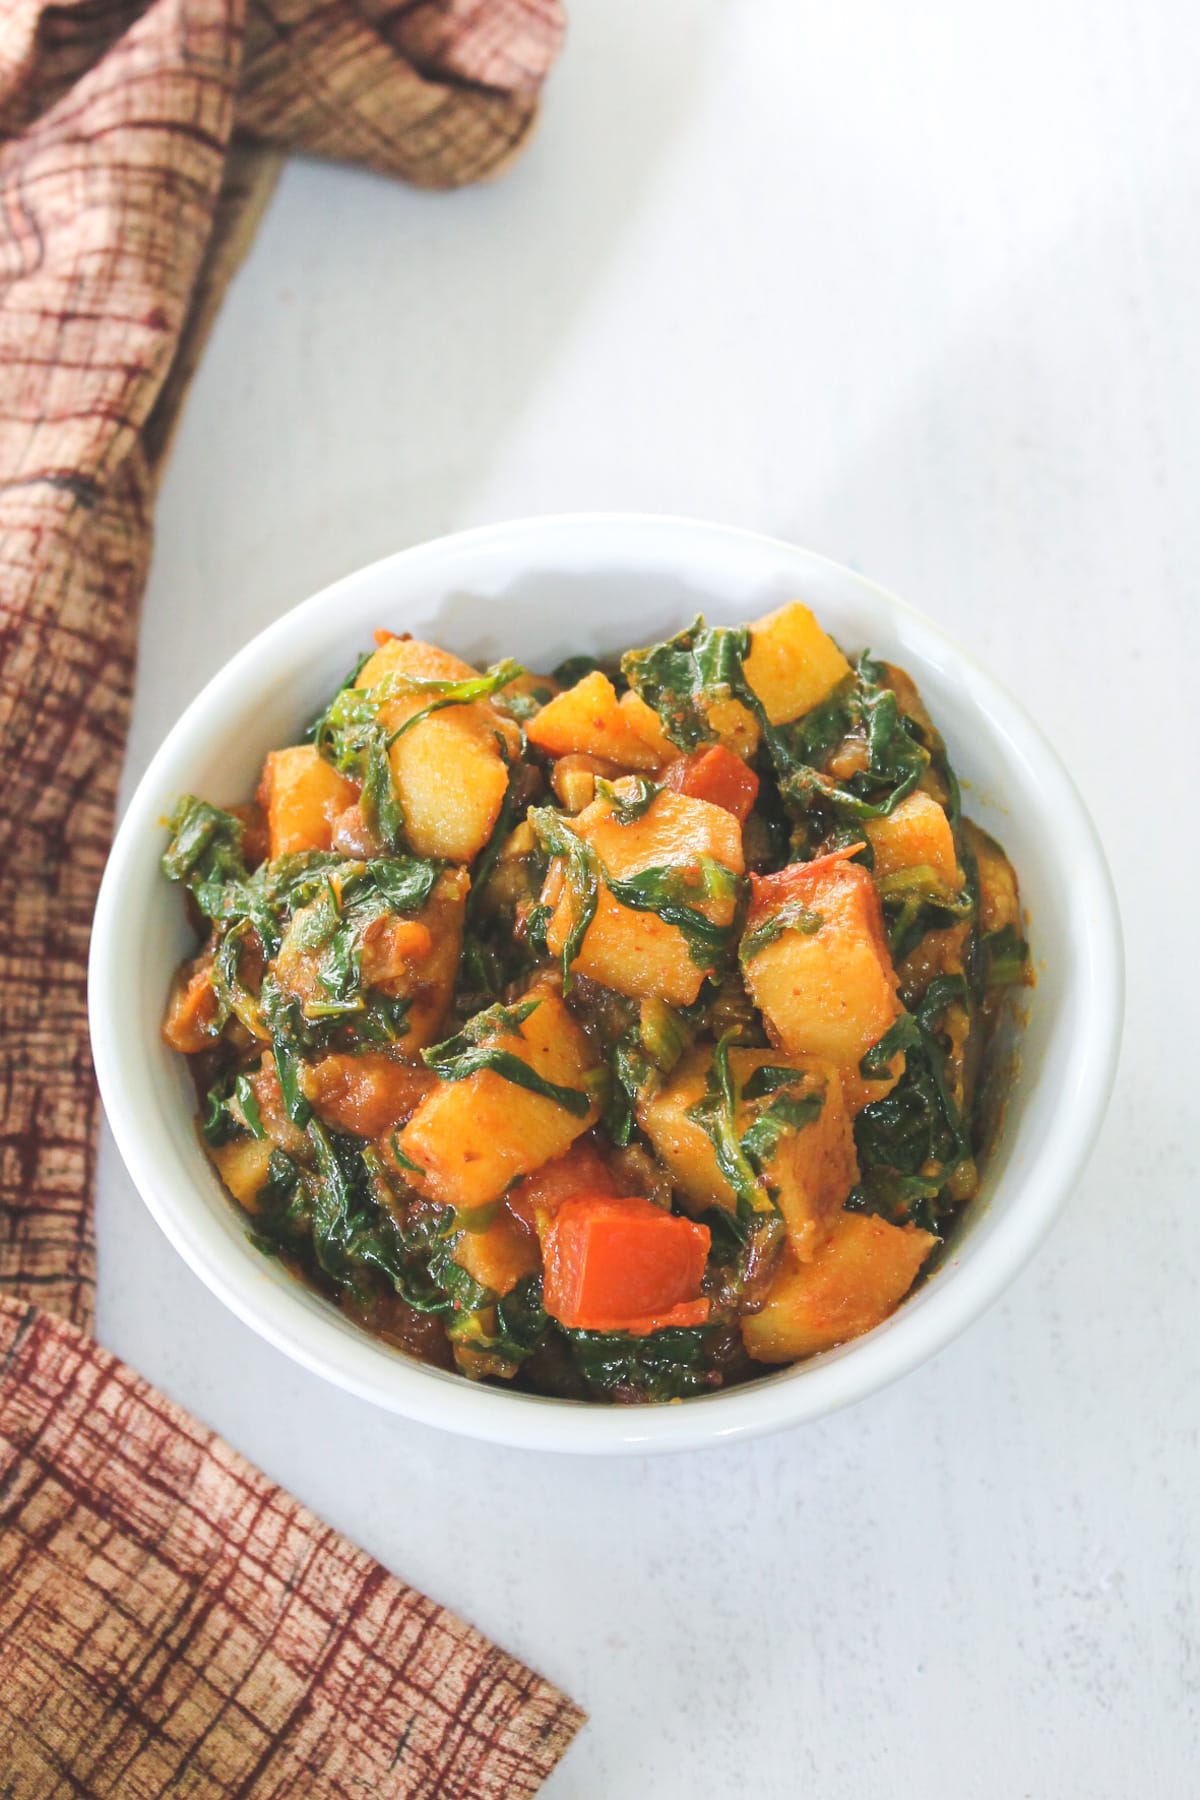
[0,0,584,1791]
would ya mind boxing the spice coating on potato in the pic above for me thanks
[399,994,602,1209]
[543,785,744,1006]
[741,1211,936,1362]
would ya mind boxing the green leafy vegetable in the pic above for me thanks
[982,923,1030,988]
[565,1324,717,1401]
[422,1000,593,1118]
[622,618,754,752]
[684,1032,777,1219]
[162,797,247,886]
[529,806,600,992]
[594,774,660,823]
[738,896,825,964]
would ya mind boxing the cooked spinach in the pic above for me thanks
[422,999,593,1117]
[982,923,1030,988]
[684,1032,779,1220]
[529,806,600,992]
[566,1324,717,1401]
[852,977,973,1229]
[595,774,660,823]
[738,896,825,964]
[162,797,246,886]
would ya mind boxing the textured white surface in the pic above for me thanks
[96,0,1198,1793]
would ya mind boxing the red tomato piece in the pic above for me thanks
[664,745,760,824]
[542,1194,711,1333]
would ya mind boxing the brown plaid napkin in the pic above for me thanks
[0,0,583,1790]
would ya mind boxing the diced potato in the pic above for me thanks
[639,1047,857,1261]
[209,1135,275,1213]
[356,636,516,863]
[742,601,852,726]
[617,689,677,762]
[866,790,961,889]
[304,1052,433,1137]
[636,1047,718,1206]
[453,1202,541,1296]
[542,784,745,1007]
[357,636,479,690]
[741,1211,936,1362]
[398,993,602,1209]
[742,852,904,1106]
[386,706,510,864]
[257,745,359,859]
[526,671,667,771]
[707,697,761,759]
[963,819,1022,936]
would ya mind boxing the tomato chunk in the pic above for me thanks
[664,745,760,824]
[542,1194,711,1335]
[746,841,867,914]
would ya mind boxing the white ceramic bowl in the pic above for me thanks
[89,516,1122,1453]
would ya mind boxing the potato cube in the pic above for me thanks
[257,745,359,859]
[209,1135,275,1213]
[742,601,852,726]
[355,636,516,863]
[741,1211,936,1362]
[542,784,744,1006]
[357,636,479,690]
[742,851,904,1106]
[637,1047,720,1207]
[387,706,510,863]
[453,1202,541,1297]
[866,790,961,889]
[617,689,677,762]
[398,992,602,1210]
[639,1046,857,1261]
[526,671,667,770]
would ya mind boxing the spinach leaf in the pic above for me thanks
[565,1324,717,1401]
[384,658,524,743]
[877,865,973,963]
[684,1032,777,1219]
[594,774,660,823]
[738,1087,824,1168]
[529,807,600,992]
[982,923,1030,988]
[605,1001,694,1146]
[606,860,742,970]
[621,618,753,752]
[738,896,825,965]
[162,797,246,886]
[853,976,973,1223]
[422,1000,593,1118]
[273,1040,313,1128]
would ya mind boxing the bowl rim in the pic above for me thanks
[89,512,1124,1453]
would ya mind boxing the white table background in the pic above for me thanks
[97,1,1198,1792]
